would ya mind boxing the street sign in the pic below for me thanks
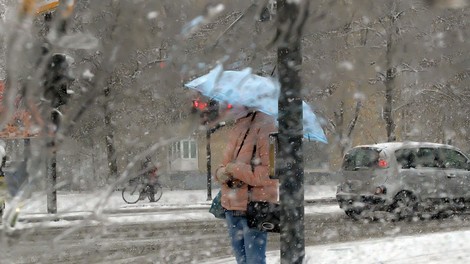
[0,81,38,139]
[21,0,76,16]
[35,0,60,14]
[21,0,60,15]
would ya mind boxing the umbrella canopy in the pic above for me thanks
[185,65,327,143]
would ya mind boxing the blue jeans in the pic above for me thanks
[225,210,268,264]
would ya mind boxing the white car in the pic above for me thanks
[336,141,470,220]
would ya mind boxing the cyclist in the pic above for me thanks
[141,156,159,202]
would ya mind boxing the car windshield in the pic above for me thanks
[342,147,381,171]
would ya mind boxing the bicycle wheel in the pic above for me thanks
[122,183,143,204]
[148,183,163,202]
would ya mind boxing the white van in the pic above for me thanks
[336,142,470,220]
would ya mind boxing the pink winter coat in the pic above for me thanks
[215,111,279,211]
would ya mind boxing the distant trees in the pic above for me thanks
[4,0,470,180]
[300,0,470,164]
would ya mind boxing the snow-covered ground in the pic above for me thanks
[207,229,470,264]
[3,185,339,225]
[5,184,470,263]
[8,184,337,214]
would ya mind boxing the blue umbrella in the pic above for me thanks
[185,65,327,143]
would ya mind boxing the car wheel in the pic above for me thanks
[391,191,418,220]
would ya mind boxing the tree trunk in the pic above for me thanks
[383,14,398,142]
[104,85,118,183]
[276,1,309,263]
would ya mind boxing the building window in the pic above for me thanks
[183,141,189,159]
[170,139,197,160]
[168,138,199,172]
[190,140,197,159]
[169,141,181,160]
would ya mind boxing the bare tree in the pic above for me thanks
[330,99,363,156]
[381,1,403,142]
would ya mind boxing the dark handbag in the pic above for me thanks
[247,201,280,233]
[209,191,225,219]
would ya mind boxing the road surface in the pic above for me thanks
[2,204,470,263]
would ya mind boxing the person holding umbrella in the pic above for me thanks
[185,65,327,263]
[215,105,278,264]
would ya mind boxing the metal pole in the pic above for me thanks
[47,147,57,214]
[47,111,59,214]
[44,12,57,215]
[277,1,308,263]
[23,138,30,156]
[206,122,225,201]
[43,6,73,214]
[206,129,212,201]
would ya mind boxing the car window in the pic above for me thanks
[342,147,381,171]
[395,148,417,169]
[416,148,443,168]
[395,148,445,169]
[441,149,469,170]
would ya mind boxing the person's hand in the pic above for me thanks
[216,167,231,183]
[225,162,237,174]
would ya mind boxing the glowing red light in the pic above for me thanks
[193,100,208,110]
[227,104,233,109]
[378,159,388,168]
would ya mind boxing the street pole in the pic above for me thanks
[206,129,212,201]
[276,1,309,263]
[43,12,57,215]
[47,142,57,214]
[43,6,74,213]
[206,122,225,201]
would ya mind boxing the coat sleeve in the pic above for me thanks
[214,129,238,183]
[230,125,276,187]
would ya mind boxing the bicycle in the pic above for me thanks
[122,177,163,204]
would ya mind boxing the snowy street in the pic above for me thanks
[3,185,339,226]
[2,185,470,263]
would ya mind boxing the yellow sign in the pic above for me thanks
[20,0,60,15]
[35,0,60,14]
[20,0,76,18]
[0,81,38,139]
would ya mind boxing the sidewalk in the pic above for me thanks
[206,229,470,264]
[5,185,338,224]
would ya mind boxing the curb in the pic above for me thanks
[15,198,338,224]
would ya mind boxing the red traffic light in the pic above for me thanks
[192,100,208,110]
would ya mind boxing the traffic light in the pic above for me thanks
[192,99,208,112]
[191,97,237,124]
[205,99,219,122]
[42,53,73,109]
[191,98,220,124]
